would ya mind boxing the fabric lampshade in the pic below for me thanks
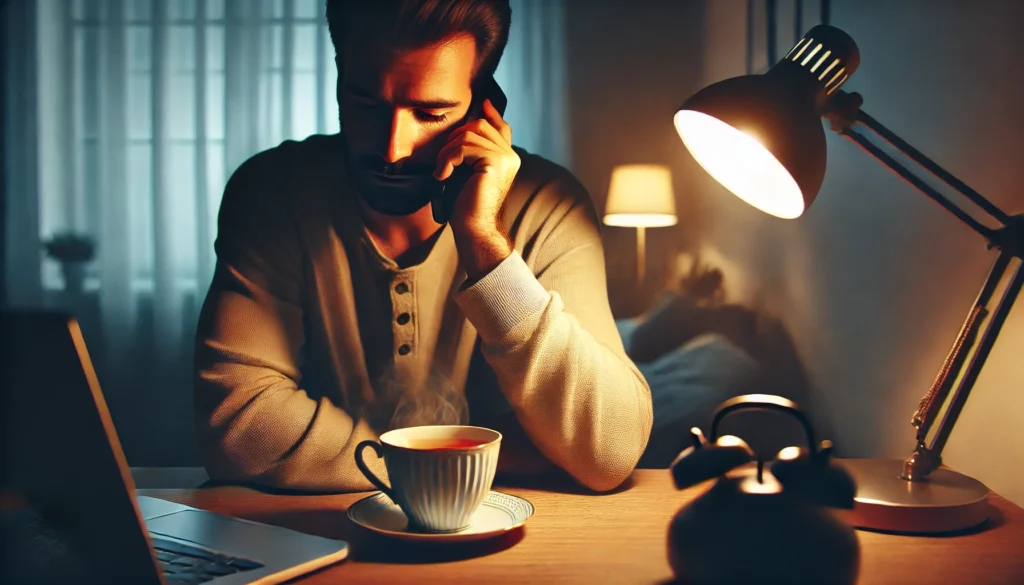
[603,164,678,228]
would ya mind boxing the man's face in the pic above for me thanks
[338,34,477,177]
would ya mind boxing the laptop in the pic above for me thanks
[1,310,349,584]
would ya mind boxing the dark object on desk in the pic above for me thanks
[667,394,859,585]
[1,310,349,584]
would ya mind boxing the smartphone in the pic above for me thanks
[431,76,509,225]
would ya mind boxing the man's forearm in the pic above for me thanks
[195,265,386,493]
[455,252,654,492]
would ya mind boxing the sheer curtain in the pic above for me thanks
[24,0,340,351]
[4,0,568,465]
[496,0,571,168]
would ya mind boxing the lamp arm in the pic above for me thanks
[822,90,1024,479]
[853,109,1012,226]
[825,90,1012,229]
[841,126,997,240]
[900,251,1021,480]
[926,259,1024,458]
[825,90,1024,258]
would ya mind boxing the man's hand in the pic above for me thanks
[434,99,521,281]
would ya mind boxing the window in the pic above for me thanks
[37,0,339,293]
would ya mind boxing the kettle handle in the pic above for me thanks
[709,394,817,454]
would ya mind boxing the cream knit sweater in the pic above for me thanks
[194,134,653,493]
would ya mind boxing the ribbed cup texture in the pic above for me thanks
[384,445,499,532]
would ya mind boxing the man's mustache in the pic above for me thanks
[355,154,435,178]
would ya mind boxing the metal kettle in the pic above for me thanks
[668,394,860,585]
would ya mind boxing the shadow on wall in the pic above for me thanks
[621,258,837,468]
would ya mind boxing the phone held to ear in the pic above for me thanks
[431,76,509,225]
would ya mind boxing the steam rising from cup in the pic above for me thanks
[373,365,469,430]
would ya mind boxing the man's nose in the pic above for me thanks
[384,109,416,163]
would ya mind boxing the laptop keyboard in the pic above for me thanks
[2,506,264,584]
[151,536,263,584]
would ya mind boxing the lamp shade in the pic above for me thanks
[603,164,678,228]
[674,25,860,218]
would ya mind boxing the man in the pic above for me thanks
[194,0,653,493]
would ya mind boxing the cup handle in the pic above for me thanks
[355,440,394,500]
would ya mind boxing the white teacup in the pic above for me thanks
[355,425,502,533]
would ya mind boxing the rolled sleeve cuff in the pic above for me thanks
[454,250,551,344]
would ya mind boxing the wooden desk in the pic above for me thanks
[140,470,1024,584]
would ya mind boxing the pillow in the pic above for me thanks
[635,333,761,467]
[615,317,641,355]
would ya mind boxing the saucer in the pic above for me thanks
[347,490,534,543]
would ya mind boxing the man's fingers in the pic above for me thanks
[447,117,508,149]
[435,134,493,181]
[482,99,512,144]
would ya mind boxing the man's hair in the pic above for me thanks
[325,0,512,82]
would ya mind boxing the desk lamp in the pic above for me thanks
[603,164,678,283]
[673,24,1023,534]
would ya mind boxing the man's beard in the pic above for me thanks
[340,123,442,217]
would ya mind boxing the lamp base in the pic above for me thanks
[837,458,989,534]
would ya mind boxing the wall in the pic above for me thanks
[692,0,1024,504]
[564,0,708,316]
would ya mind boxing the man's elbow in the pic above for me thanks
[571,441,648,493]
[194,400,281,485]
[573,418,652,492]
[199,436,302,491]
[197,427,264,485]
[571,456,639,493]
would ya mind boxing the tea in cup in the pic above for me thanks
[355,425,501,533]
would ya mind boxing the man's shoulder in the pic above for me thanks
[507,147,593,214]
[222,134,344,213]
[233,134,343,183]
[501,148,605,265]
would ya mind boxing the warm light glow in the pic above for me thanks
[828,73,849,95]
[811,50,831,72]
[792,37,813,61]
[801,43,822,66]
[673,110,805,219]
[777,446,803,460]
[819,58,840,80]
[786,37,807,59]
[827,67,846,89]
[717,435,747,449]
[602,164,678,228]
[602,213,677,227]
[739,471,782,494]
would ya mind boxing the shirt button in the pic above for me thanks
[398,344,411,356]
[395,282,409,294]
[396,313,411,325]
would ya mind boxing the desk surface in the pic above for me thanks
[140,469,1024,585]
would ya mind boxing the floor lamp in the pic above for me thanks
[602,165,678,284]
[672,24,1023,534]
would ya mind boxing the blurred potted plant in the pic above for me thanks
[42,232,96,293]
